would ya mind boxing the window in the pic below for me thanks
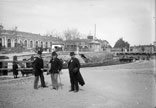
[50,42,52,47]
[0,38,2,47]
[24,40,27,47]
[7,39,11,48]
[36,41,38,47]
[45,42,48,48]
[14,39,18,47]
[41,42,43,48]
[30,41,33,48]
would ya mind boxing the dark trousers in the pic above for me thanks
[34,73,46,89]
[69,72,79,91]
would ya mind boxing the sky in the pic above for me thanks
[0,0,155,47]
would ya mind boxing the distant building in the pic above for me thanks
[111,45,155,53]
[87,36,94,40]
[130,45,155,53]
[154,41,156,52]
[64,36,109,52]
[95,39,111,51]
[64,39,91,51]
[154,41,156,46]
[0,30,64,51]
[111,48,122,53]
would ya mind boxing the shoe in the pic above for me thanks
[42,86,48,88]
[53,87,58,90]
[74,90,79,93]
[69,89,74,92]
[34,87,38,90]
[53,87,56,89]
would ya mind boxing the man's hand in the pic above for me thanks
[59,70,63,74]
[47,71,50,75]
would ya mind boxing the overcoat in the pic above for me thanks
[77,71,85,86]
[49,58,62,74]
[13,63,18,75]
[33,57,43,76]
[68,58,85,86]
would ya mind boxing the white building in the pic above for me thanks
[0,30,63,50]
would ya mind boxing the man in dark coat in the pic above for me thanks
[48,52,62,90]
[33,51,47,89]
[13,61,18,78]
[68,52,81,92]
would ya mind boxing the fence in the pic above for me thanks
[0,60,49,76]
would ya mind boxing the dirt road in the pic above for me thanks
[0,60,155,108]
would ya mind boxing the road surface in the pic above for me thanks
[0,60,155,108]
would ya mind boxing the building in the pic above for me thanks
[95,39,111,51]
[111,45,155,54]
[64,36,109,52]
[87,40,101,52]
[130,45,155,53]
[154,41,156,51]
[0,29,64,51]
[154,41,156,46]
[64,39,90,51]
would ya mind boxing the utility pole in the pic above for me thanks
[94,24,96,40]
[152,0,155,69]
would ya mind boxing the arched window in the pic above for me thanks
[24,40,27,47]
[50,42,52,48]
[7,39,11,48]
[20,40,23,46]
[30,41,33,48]
[14,39,18,47]
[41,41,43,48]
[36,41,38,47]
[45,42,48,48]
[0,38,2,47]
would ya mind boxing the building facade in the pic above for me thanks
[0,30,63,50]
[64,36,110,52]
[130,45,155,53]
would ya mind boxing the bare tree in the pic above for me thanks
[11,26,18,47]
[45,30,63,40]
[63,28,81,40]
[46,28,85,40]
[0,24,3,35]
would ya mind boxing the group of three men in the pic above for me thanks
[33,51,84,92]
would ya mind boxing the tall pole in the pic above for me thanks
[153,0,155,46]
[94,24,96,40]
[154,0,156,77]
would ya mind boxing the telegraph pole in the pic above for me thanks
[94,24,96,40]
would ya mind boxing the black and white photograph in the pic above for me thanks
[0,0,155,108]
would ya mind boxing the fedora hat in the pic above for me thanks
[52,51,57,56]
[70,52,75,56]
[37,50,42,55]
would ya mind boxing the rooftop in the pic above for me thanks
[1,30,62,42]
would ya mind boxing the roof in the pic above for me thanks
[1,30,63,42]
[88,40,100,44]
[130,45,154,48]
[65,39,91,43]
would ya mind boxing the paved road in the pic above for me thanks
[0,60,155,108]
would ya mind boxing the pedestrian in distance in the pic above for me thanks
[33,51,47,89]
[12,60,18,78]
[47,51,62,90]
[68,52,81,93]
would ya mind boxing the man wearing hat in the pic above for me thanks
[12,55,18,78]
[48,51,62,90]
[68,52,80,92]
[12,60,18,78]
[33,51,47,89]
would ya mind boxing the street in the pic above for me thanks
[0,60,155,108]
